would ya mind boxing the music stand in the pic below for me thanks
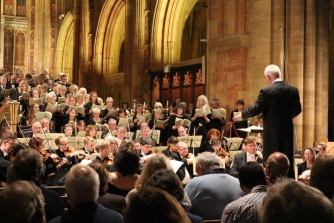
[67,137,85,148]
[36,133,65,150]
[135,130,142,139]
[226,137,243,151]
[150,129,161,145]
[177,135,202,154]
[125,132,134,140]
[17,137,31,146]
[78,131,86,137]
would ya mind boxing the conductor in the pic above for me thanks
[233,64,301,178]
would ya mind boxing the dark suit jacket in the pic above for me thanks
[0,149,11,182]
[230,152,262,178]
[48,202,123,223]
[242,81,302,178]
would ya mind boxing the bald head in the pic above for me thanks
[266,152,290,180]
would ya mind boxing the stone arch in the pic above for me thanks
[55,12,74,82]
[94,0,125,76]
[151,0,198,68]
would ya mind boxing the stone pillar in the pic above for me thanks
[72,0,81,84]
[124,0,135,102]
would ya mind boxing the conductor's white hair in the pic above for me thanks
[264,64,281,78]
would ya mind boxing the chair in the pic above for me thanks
[203,220,221,223]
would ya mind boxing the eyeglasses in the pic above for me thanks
[60,143,68,146]
[6,142,14,146]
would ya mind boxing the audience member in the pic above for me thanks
[88,162,126,213]
[309,154,334,200]
[260,179,334,223]
[12,149,64,221]
[125,187,191,223]
[222,162,267,223]
[48,165,123,223]
[185,152,242,220]
[143,169,203,223]
[265,152,290,185]
[0,180,46,223]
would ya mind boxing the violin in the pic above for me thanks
[40,150,51,162]
[103,154,114,165]
[218,148,229,157]
[63,146,77,157]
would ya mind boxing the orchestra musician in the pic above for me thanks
[92,139,112,171]
[198,128,221,154]
[51,136,79,186]
[28,137,57,183]
[138,138,155,162]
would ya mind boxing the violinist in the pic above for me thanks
[92,139,112,171]
[77,136,96,163]
[81,136,97,156]
[138,138,155,162]
[52,136,79,186]
[198,128,221,154]
[28,137,57,183]
[211,138,232,170]
[0,133,17,184]
[105,136,120,156]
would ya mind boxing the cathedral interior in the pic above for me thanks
[1,0,334,150]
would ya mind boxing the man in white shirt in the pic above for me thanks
[230,136,263,178]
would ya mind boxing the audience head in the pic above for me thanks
[260,179,334,223]
[143,169,184,202]
[88,162,110,195]
[13,149,44,181]
[265,152,290,183]
[124,187,190,223]
[309,154,334,200]
[0,180,45,223]
[114,149,139,176]
[65,164,99,208]
[196,152,222,176]
[136,154,172,189]
[238,161,266,194]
